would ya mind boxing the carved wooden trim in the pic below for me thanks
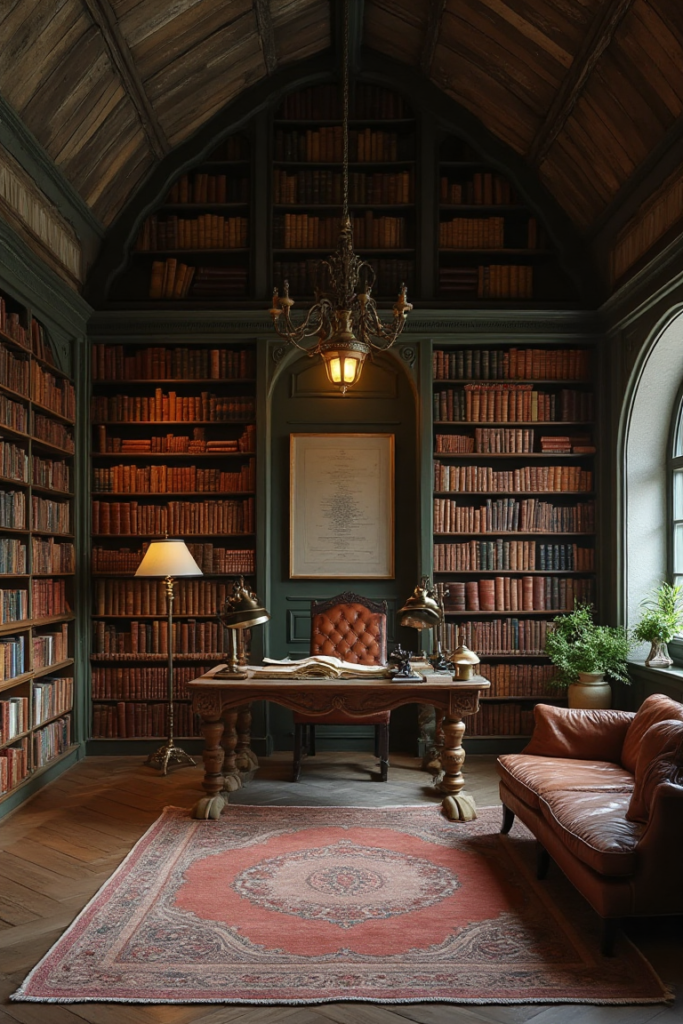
[311,592,388,617]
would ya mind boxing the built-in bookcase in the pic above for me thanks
[432,342,597,740]
[90,340,257,741]
[0,288,76,801]
[272,84,417,301]
[108,133,252,304]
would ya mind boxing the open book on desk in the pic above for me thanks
[249,656,392,679]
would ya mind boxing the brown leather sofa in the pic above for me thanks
[497,693,683,954]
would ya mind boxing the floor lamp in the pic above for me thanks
[135,538,203,774]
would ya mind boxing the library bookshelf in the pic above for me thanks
[90,340,257,743]
[108,134,252,304]
[0,288,77,803]
[272,83,416,302]
[431,343,597,742]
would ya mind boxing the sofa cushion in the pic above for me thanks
[539,790,642,876]
[522,704,633,762]
[626,719,683,823]
[498,753,634,810]
[621,693,683,774]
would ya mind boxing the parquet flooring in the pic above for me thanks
[0,752,680,1024]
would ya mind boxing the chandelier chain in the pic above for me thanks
[342,0,349,222]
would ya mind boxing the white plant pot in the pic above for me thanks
[567,671,612,709]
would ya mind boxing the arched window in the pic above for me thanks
[671,388,683,592]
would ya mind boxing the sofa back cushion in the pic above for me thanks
[626,719,683,822]
[621,694,683,774]
[523,704,633,762]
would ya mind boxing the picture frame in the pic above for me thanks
[290,433,395,579]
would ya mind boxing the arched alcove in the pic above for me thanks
[623,306,683,647]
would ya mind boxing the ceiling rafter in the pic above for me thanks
[420,0,447,78]
[528,0,635,166]
[253,0,277,76]
[80,0,169,159]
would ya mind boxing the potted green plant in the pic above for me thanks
[633,582,683,667]
[545,604,632,708]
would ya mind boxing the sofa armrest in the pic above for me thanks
[522,703,635,763]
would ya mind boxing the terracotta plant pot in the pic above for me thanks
[567,671,612,709]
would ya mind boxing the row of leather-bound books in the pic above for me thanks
[93,578,230,616]
[92,460,255,494]
[33,415,74,452]
[136,215,248,252]
[32,624,69,667]
[92,703,201,739]
[433,497,595,534]
[278,84,408,120]
[91,392,255,423]
[91,345,254,382]
[30,363,75,421]
[0,493,71,533]
[0,740,28,793]
[96,425,255,454]
[91,665,214,700]
[147,262,250,301]
[273,170,412,205]
[435,429,538,453]
[93,619,229,656]
[466,703,536,736]
[32,578,69,619]
[0,539,75,576]
[442,617,550,655]
[165,172,249,205]
[433,461,593,493]
[91,544,255,574]
[477,662,558,697]
[0,301,55,366]
[433,347,591,381]
[433,388,594,423]
[0,440,28,482]
[444,576,594,612]
[273,213,409,250]
[33,714,71,767]
[440,173,517,206]
[91,497,255,536]
[274,128,411,163]
[433,540,594,572]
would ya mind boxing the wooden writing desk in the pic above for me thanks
[188,668,490,820]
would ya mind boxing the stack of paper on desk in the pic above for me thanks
[250,656,392,679]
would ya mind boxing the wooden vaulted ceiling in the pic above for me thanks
[2,0,683,256]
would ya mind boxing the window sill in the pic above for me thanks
[627,660,683,696]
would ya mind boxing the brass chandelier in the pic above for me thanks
[269,0,413,393]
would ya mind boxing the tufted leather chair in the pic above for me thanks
[293,593,390,782]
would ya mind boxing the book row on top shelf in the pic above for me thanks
[432,342,596,737]
[0,288,76,799]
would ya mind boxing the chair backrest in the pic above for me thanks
[310,592,388,665]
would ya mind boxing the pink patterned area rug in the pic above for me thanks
[13,804,670,1005]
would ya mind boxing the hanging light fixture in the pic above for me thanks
[269,0,412,393]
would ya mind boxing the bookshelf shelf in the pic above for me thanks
[431,342,595,738]
[0,290,76,799]
[89,339,257,745]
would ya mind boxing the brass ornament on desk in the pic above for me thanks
[451,644,480,680]
[392,576,443,681]
[216,576,270,679]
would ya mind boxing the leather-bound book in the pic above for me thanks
[492,576,504,611]
[450,582,466,610]
[522,576,534,611]
[480,578,496,612]
[465,581,480,610]
[532,576,545,610]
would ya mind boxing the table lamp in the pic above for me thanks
[394,575,442,680]
[135,538,202,774]
[216,576,270,678]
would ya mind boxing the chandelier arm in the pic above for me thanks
[360,304,408,345]
[273,306,327,350]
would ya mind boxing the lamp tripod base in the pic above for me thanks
[146,742,196,776]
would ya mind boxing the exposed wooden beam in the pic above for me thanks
[80,0,169,159]
[528,0,635,166]
[253,0,277,76]
[420,0,446,78]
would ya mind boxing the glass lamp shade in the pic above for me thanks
[134,539,203,578]
[322,349,367,390]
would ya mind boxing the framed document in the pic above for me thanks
[290,433,394,579]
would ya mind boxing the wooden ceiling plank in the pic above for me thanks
[366,1,423,64]
[475,0,574,68]
[275,5,330,65]
[60,95,139,189]
[253,0,278,75]
[539,151,604,230]
[54,79,128,168]
[130,0,253,80]
[551,128,615,206]
[439,12,550,116]
[80,0,169,157]
[82,124,147,203]
[94,149,153,224]
[492,0,596,51]
[564,103,631,196]
[528,0,635,165]
[583,57,665,162]
[1,1,87,114]
[420,0,446,77]
[618,4,683,114]
[120,0,207,49]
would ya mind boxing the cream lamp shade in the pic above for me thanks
[135,539,203,578]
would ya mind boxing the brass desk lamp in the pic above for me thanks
[394,576,442,680]
[216,576,270,678]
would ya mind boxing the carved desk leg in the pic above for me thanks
[439,710,477,821]
[192,712,228,820]
[235,702,259,777]
[220,709,243,794]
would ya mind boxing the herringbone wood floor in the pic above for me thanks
[0,752,680,1024]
